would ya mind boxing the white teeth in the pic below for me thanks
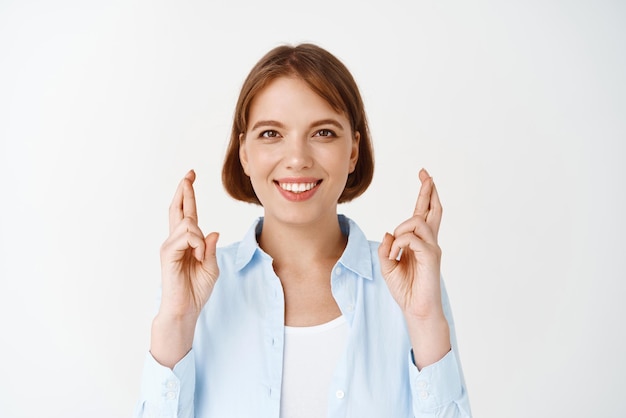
[279,182,318,193]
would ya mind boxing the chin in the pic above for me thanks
[265,206,335,227]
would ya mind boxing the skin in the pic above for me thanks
[150,76,450,371]
[378,169,451,369]
[239,77,359,231]
[238,77,359,327]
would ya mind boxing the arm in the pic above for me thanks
[378,169,449,368]
[378,169,472,417]
[135,170,220,418]
[152,169,219,366]
[405,277,472,417]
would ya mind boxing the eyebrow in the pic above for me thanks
[250,120,285,131]
[250,119,345,131]
[310,119,345,131]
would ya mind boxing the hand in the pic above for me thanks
[151,170,219,367]
[378,169,450,368]
[159,169,220,319]
[378,168,444,320]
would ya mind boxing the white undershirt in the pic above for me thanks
[280,316,348,418]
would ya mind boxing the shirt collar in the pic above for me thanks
[234,217,264,271]
[234,215,374,281]
[336,215,374,280]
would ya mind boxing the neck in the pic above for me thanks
[258,213,346,271]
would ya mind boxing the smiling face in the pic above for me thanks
[239,76,360,227]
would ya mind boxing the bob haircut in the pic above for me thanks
[222,43,374,205]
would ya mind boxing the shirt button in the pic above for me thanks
[418,390,429,400]
[166,391,177,400]
[166,380,177,389]
[416,380,428,389]
[346,303,355,312]
[334,266,343,276]
[335,390,345,399]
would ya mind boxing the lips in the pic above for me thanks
[274,178,322,200]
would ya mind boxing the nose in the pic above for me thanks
[284,136,313,170]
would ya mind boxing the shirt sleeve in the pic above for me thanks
[133,349,196,418]
[407,276,472,417]
[408,349,471,417]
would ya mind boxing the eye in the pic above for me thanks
[260,130,280,139]
[315,129,336,138]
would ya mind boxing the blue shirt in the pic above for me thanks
[135,215,472,418]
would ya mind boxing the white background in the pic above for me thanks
[1,0,624,417]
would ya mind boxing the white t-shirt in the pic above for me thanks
[279,316,348,418]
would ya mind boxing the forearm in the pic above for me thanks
[405,314,451,370]
[150,313,198,369]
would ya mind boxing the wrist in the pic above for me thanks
[405,315,451,370]
[150,313,198,369]
[154,308,199,325]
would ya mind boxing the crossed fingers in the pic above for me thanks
[165,169,205,262]
[412,168,442,236]
[387,169,442,260]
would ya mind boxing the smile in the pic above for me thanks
[277,181,320,193]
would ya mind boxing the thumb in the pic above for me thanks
[203,232,219,264]
[377,232,397,275]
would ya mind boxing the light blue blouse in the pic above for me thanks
[135,215,472,417]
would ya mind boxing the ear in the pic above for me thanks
[238,133,250,176]
[349,131,360,173]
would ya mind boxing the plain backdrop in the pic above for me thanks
[1,1,624,417]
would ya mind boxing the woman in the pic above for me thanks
[135,43,471,418]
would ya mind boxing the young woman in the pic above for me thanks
[135,43,471,418]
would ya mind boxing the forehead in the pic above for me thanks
[248,77,347,124]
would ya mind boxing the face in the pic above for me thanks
[239,76,360,227]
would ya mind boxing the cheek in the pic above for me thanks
[244,148,275,179]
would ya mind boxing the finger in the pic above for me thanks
[390,224,437,259]
[168,217,206,242]
[427,180,443,237]
[413,169,433,219]
[169,170,196,234]
[392,216,437,245]
[389,232,441,263]
[377,232,398,273]
[162,230,207,263]
[162,219,207,262]
[182,170,198,222]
